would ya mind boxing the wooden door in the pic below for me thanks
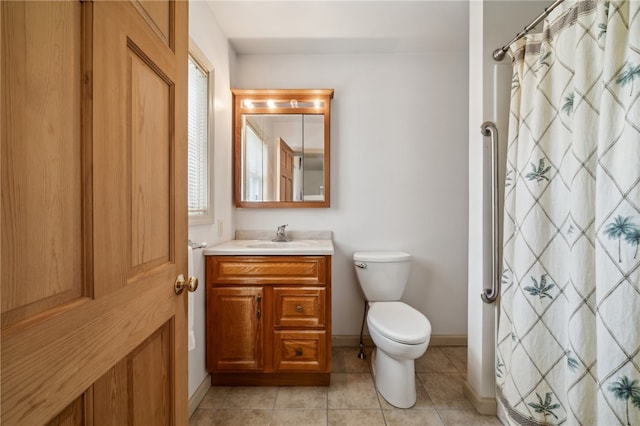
[1,1,189,424]
[278,138,294,201]
[208,287,264,371]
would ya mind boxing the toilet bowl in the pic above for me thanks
[353,251,432,408]
[367,301,431,408]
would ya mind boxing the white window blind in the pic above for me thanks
[187,55,210,219]
[244,124,267,201]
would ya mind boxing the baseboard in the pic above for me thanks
[332,335,467,347]
[429,335,467,346]
[463,381,497,415]
[188,375,211,418]
[332,335,373,347]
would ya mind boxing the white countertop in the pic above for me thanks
[203,239,334,256]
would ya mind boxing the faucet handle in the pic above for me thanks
[273,224,290,242]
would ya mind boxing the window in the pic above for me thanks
[187,52,213,223]
[244,124,267,201]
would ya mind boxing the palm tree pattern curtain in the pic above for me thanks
[496,1,640,424]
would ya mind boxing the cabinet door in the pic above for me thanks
[208,287,263,371]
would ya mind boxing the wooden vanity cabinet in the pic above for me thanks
[206,255,332,386]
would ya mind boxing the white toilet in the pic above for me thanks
[353,251,432,408]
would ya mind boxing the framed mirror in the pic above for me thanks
[232,89,334,208]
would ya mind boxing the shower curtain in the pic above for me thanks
[496,1,640,425]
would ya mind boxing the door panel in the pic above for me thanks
[1,1,188,424]
[131,322,172,424]
[92,0,181,297]
[92,320,173,425]
[132,0,173,48]
[44,395,85,426]
[1,0,84,327]
[129,47,172,272]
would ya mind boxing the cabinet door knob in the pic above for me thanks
[256,295,262,319]
[295,348,303,356]
[296,305,303,313]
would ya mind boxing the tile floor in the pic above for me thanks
[189,346,502,425]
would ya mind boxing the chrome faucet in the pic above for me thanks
[272,224,291,242]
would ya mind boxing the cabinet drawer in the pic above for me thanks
[208,256,327,285]
[274,288,325,327]
[273,331,326,372]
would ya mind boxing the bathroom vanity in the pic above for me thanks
[204,235,333,386]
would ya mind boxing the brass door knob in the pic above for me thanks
[174,274,198,295]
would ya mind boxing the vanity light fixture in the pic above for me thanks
[239,99,323,109]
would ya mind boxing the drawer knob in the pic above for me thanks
[296,305,303,313]
[295,348,303,356]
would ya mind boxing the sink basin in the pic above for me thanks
[245,240,318,249]
[204,239,334,256]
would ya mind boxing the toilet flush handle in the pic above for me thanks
[355,262,367,269]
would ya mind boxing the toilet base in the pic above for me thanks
[371,348,417,409]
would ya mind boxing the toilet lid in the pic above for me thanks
[367,302,431,345]
[353,251,411,262]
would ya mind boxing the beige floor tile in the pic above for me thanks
[328,373,380,409]
[377,376,434,410]
[415,347,458,373]
[274,386,327,409]
[210,409,272,425]
[271,409,327,426]
[189,408,216,426]
[440,347,467,375]
[197,386,229,410]
[418,372,473,409]
[332,346,373,373]
[328,409,386,426]
[383,408,445,426]
[194,347,499,425]
[437,408,503,425]
[220,386,279,409]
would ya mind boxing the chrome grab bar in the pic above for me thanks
[480,121,500,304]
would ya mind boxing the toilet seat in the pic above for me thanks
[368,302,431,345]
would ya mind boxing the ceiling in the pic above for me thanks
[205,1,470,54]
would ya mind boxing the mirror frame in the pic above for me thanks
[232,89,334,208]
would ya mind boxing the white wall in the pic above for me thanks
[187,2,236,398]
[466,0,549,403]
[233,50,469,337]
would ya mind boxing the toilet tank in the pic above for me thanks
[353,251,411,301]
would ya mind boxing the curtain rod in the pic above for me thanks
[492,0,565,61]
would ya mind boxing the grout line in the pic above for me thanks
[193,347,486,426]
